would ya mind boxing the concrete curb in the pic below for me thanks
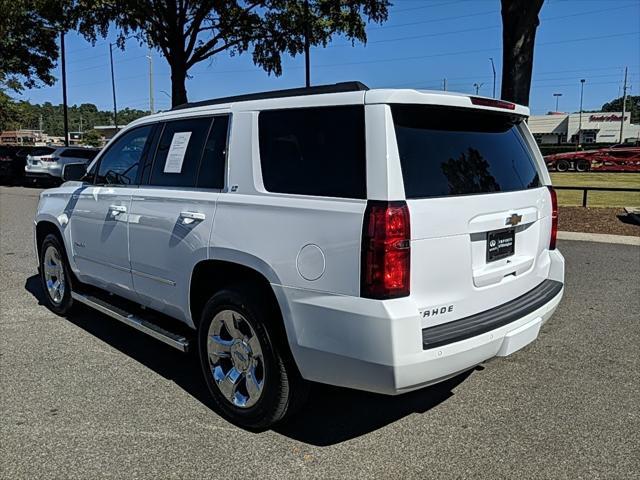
[558,231,640,246]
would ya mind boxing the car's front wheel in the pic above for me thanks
[39,233,74,315]
[198,285,307,429]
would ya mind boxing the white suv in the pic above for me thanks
[34,82,564,429]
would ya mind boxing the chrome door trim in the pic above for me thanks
[131,268,177,286]
[74,253,130,273]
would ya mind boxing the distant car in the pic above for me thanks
[25,147,100,185]
[1,146,55,185]
[0,146,17,183]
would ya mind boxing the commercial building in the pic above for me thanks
[528,111,640,145]
[0,129,85,146]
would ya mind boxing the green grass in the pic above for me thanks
[550,172,640,207]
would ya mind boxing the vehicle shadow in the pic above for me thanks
[25,274,473,446]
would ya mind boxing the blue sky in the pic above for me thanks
[15,0,640,116]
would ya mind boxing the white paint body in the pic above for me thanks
[35,88,565,395]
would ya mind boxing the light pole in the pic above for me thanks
[473,83,484,95]
[60,31,69,147]
[489,57,496,98]
[146,52,154,114]
[578,79,585,146]
[553,93,563,112]
[303,0,311,87]
[109,42,118,130]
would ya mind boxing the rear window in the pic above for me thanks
[258,105,366,199]
[391,105,541,198]
[60,148,98,159]
[25,147,55,157]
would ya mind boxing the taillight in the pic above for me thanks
[548,186,558,250]
[470,96,516,110]
[361,201,410,299]
[40,156,58,162]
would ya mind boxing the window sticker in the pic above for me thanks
[164,131,192,173]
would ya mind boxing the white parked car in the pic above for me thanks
[34,82,564,429]
[25,146,100,185]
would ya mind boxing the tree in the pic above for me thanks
[500,0,544,106]
[75,0,390,107]
[0,91,20,131]
[602,95,640,124]
[83,129,103,146]
[0,96,148,136]
[0,0,68,92]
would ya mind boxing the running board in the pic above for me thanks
[71,292,190,352]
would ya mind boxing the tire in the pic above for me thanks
[39,233,75,315]
[198,285,308,429]
[575,159,590,172]
[555,159,570,172]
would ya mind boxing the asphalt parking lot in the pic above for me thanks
[1,185,639,479]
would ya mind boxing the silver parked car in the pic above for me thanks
[25,147,100,185]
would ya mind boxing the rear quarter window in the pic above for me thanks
[258,105,366,199]
[391,105,541,198]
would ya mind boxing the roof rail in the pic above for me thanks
[171,81,369,110]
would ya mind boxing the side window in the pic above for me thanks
[149,117,212,188]
[96,125,152,185]
[60,149,80,158]
[258,105,366,199]
[197,115,229,189]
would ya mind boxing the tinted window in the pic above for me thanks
[197,115,229,189]
[391,105,541,198]
[96,125,152,185]
[259,106,366,198]
[149,117,212,188]
[27,147,55,157]
[60,148,98,160]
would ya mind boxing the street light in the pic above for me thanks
[160,90,171,108]
[553,93,563,112]
[60,31,69,147]
[473,82,484,95]
[109,42,118,129]
[489,57,496,98]
[108,36,135,129]
[146,52,154,114]
[578,79,586,146]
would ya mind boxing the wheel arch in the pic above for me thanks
[188,256,301,372]
[35,218,65,260]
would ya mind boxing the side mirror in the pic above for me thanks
[62,163,88,182]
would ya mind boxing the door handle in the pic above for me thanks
[179,211,206,224]
[109,205,127,217]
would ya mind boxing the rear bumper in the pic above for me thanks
[275,249,565,395]
[25,163,62,178]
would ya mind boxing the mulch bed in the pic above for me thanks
[558,207,640,237]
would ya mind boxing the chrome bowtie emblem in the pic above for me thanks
[506,213,523,226]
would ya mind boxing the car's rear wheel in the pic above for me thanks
[198,285,307,429]
[39,233,74,315]
[555,159,570,172]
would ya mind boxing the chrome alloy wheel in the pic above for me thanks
[207,309,265,408]
[43,245,65,305]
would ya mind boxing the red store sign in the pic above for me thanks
[589,114,627,122]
